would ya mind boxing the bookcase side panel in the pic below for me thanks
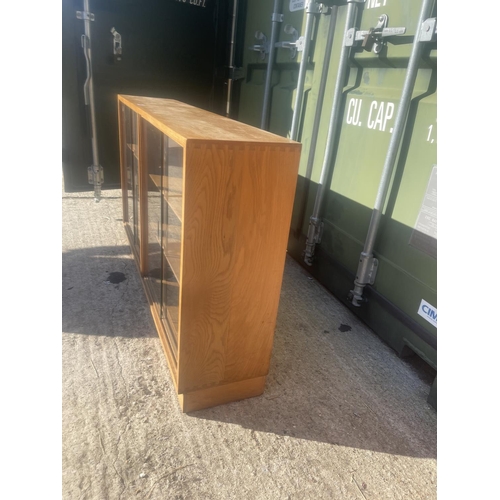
[178,141,300,394]
[177,142,237,393]
[221,145,301,383]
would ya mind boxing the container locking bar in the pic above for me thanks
[349,0,436,307]
[345,15,406,53]
[275,1,326,60]
[288,0,333,141]
[77,0,103,202]
[260,0,284,130]
[304,0,362,265]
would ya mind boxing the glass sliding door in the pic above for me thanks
[143,120,163,312]
[161,135,183,354]
[123,105,140,253]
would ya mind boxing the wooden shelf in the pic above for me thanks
[149,174,183,220]
[119,95,301,412]
[127,142,138,159]
[148,219,181,283]
[164,240,181,283]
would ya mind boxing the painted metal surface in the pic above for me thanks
[235,0,437,396]
[62,0,231,192]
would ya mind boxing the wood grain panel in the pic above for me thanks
[118,95,298,147]
[177,142,300,393]
[179,376,266,413]
[222,145,300,383]
[177,143,238,392]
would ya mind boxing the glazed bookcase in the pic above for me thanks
[118,95,301,412]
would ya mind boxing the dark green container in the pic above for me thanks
[235,0,437,406]
[62,0,231,192]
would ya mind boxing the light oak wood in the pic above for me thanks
[119,96,301,411]
[179,376,266,413]
[177,142,300,393]
[118,95,298,147]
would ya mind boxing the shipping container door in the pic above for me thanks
[62,0,230,191]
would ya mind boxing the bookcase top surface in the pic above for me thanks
[118,95,300,147]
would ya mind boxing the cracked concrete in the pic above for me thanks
[62,188,437,499]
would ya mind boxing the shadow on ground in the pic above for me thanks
[190,260,437,460]
[62,245,157,338]
[63,245,436,459]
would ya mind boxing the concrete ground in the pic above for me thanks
[62,188,437,500]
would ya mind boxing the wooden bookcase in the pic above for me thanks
[118,95,301,412]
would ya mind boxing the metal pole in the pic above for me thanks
[289,0,318,141]
[304,0,360,265]
[304,4,338,180]
[226,0,239,117]
[350,0,435,306]
[260,0,283,130]
[82,0,102,202]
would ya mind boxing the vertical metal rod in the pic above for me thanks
[304,5,338,179]
[350,0,435,306]
[260,0,283,130]
[226,0,239,117]
[304,0,358,265]
[81,0,102,201]
[289,2,317,141]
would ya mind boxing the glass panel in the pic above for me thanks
[162,253,179,352]
[161,135,183,349]
[124,106,139,252]
[166,136,184,219]
[132,115,140,251]
[143,121,163,312]
[123,105,134,231]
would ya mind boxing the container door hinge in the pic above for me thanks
[88,165,104,186]
[419,17,437,42]
[76,10,94,21]
[345,15,406,53]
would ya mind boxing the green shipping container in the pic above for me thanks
[235,0,437,407]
